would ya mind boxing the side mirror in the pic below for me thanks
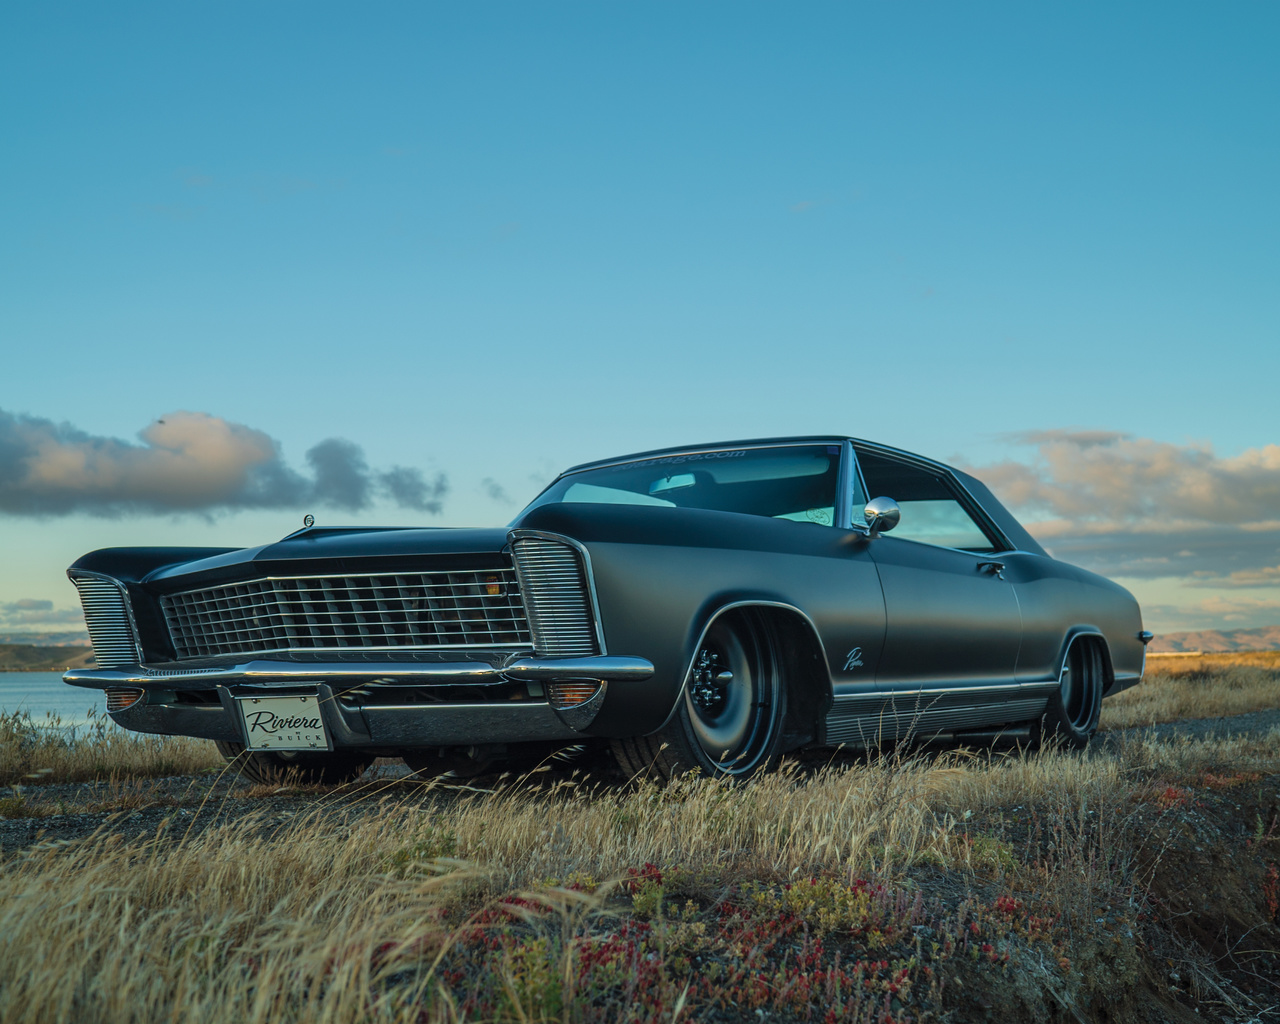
[864,496,901,537]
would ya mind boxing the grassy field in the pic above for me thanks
[1,663,1279,1022]
[0,709,221,788]
[1,735,1278,1022]
[1100,651,1280,730]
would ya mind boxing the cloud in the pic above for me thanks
[1186,564,1280,588]
[963,432,1280,583]
[480,477,514,505]
[1137,595,1280,632]
[381,465,447,513]
[0,408,448,517]
[0,599,85,629]
[975,430,1280,524]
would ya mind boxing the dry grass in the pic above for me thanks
[1100,654,1280,730]
[0,709,222,787]
[2,670,1279,1020]
[1147,650,1280,670]
[1,733,1277,1022]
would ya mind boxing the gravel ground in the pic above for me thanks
[3,709,1277,854]
[1099,706,1280,748]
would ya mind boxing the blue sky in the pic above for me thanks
[2,2,1278,638]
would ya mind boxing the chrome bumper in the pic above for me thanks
[63,654,654,689]
[64,655,654,748]
[105,685,590,748]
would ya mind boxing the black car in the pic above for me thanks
[65,437,1150,782]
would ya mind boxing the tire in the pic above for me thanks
[1038,637,1104,750]
[611,608,788,782]
[215,740,373,785]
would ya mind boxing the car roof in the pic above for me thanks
[556,436,1048,558]
[562,436,947,475]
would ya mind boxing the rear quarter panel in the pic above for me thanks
[1004,553,1146,691]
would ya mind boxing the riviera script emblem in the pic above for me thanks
[244,710,323,735]
[843,647,864,670]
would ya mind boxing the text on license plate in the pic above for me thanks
[236,694,329,751]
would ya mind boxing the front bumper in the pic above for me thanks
[64,654,654,750]
[64,654,654,689]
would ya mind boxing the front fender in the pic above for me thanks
[515,503,858,738]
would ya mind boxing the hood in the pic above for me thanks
[129,526,513,587]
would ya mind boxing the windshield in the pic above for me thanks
[521,445,842,525]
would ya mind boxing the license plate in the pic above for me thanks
[236,694,329,751]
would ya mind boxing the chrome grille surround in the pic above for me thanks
[69,572,142,668]
[161,568,530,660]
[509,532,603,657]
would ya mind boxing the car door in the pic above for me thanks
[854,448,1023,736]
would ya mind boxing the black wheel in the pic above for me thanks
[1038,638,1104,750]
[611,608,787,782]
[215,741,373,785]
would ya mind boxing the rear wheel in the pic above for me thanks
[611,608,787,782]
[215,741,373,785]
[1038,638,1104,749]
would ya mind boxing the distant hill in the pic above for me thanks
[0,631,90,647]
[0,644,95,672]
[1148,626,1280,653]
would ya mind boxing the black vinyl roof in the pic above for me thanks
[563,436,962,476]
[565,436,860,475]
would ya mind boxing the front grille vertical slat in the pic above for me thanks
[71,576,141,668]
[160,568,530,660]
[510,538,601,658]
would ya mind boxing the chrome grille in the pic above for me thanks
[161,569,530,660]
[70,575,140,668]
[510,537,601,657]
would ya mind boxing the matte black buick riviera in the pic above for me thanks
[64,438,1152,782]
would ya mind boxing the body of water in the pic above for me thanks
[0,673,104,724]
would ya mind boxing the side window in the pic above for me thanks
[848,452,869,527]
[855,450,1000,553]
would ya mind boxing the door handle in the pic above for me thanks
[977,561,1006,579]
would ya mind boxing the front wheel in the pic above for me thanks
[1038,638,1104,750]
[215,741,373,785]
[611,608,787,782]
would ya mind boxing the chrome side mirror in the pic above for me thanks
[864,496,901,537]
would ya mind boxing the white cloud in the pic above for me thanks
[964,432,1280,584]
[0,599,84,629]
[0,408,448,517]
[1132,594,1280,632]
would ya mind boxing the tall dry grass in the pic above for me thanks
[1147,650,1280,670]
[0,709,221,786]
[0,732,1275,1023]
[1100,655,1280,730]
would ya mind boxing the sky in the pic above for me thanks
[1,1,1278,640]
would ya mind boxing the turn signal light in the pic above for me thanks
[547,682,600,709]
[484,575,502,597]
[105,688,145,713]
